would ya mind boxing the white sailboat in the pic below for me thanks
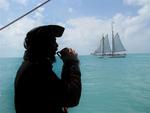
[92,22,126,58]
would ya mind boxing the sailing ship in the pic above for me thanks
[92,23,126,58]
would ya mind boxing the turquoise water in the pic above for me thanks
[1,54,150,113]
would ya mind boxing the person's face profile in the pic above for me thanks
[48,38,58,55]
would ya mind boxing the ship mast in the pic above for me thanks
[111,21,115,55]
[102,34,104,56]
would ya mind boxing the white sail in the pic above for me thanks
[94,36,104,54]
[93,35,111,55]
[103,34,111,53]
[113,33,126,52]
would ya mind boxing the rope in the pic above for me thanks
[0,0,51,31]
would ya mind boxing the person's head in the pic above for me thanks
[24,25,65,62]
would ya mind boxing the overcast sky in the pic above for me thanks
[0,0,150,57]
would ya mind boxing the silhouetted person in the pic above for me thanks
[14,25,81,113]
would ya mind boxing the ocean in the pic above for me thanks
[0,54,150,113]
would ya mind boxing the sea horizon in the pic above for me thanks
[1,52,150,58]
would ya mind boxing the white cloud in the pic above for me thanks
[0,1,47,57]
[58,17,113,55]
[0,0,9,10]
[68,8,73,13]
[0,17,43,57]
[1,0,150,57]
[124,0,150,6]
[33,7,45,21]
[58,0,150,55]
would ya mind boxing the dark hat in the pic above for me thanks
[27,25,65,38]
[24,25,65,49]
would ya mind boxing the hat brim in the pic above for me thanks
[27,25,65,38]
[43,25,65,37]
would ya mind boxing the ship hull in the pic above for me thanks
[92,53,126,58]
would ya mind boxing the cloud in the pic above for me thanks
[0,17,43,57]
[57,17,113,55]
[68,8,73,13]
[1,0,150,57]
[0,0,9,10]
[33,3,45,21]
[62,0,150,56]
[0,1,47,57]
[58,0,150,54]
[124,0,150,6]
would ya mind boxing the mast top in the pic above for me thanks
[111,21,115,38]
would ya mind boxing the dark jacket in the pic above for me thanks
[14,54,81,113]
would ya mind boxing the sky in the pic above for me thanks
[0,0,150,57]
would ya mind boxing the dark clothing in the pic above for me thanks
[14,54,81,113]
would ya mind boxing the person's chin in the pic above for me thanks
[50,55,56,63]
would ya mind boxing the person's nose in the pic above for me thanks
[54,42,58,50]
[54,43,58,49]
[56,43,58,48]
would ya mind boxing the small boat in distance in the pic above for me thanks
[92,22,126,58]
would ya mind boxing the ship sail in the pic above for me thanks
[113,33,126,52]
[93,35,111,55]
[94,36,104,55]
[103,34,111,53]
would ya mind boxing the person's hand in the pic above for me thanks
[57,47,79,64]
[59,48,78,58]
